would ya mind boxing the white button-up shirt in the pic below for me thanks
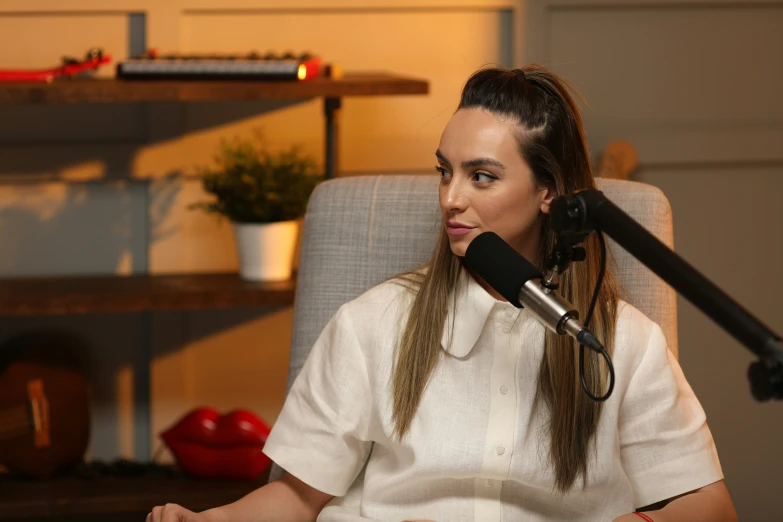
[264,270,723,521]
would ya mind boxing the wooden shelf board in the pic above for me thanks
[0,466,270,519]
[0,273,296,316]
[0,73,429,105]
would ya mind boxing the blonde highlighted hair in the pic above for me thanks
[391,64,620,492]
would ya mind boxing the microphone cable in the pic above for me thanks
[578,230,615,402]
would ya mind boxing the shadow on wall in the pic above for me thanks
[0,180,151,276]
[0,170,209,277]
[0,99,314,181]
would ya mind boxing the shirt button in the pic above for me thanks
[486,479,495,487]
[502,325,512,333]
[504,309,513,317]
[496,444,506,455]
[500,384,509,395]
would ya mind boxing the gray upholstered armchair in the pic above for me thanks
[269,174,677,482]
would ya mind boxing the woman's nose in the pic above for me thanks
[443,178,468,211]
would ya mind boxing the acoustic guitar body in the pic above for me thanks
[0,331,90,479]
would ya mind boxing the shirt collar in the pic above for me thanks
[440,268,510,358]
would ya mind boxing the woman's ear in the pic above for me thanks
[539,185,557,215]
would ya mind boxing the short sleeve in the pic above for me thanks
[619,322,724,508]
[262,305,373,497]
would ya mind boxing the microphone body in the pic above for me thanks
[518,279,589,341]
[464,232,603,352]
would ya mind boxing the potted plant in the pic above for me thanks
[190,134,321,281]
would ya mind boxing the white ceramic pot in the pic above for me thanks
[232,220,299,281]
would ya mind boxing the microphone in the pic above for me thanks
[464,231,604,353]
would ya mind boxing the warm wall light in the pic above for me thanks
[297,64,307,80]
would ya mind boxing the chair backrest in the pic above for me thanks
[269,174,677,481]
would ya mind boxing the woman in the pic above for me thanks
[147,65,737,522]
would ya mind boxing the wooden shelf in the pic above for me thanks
[0,465,270,520]
[0,72,429,105]
[0,273,296,316]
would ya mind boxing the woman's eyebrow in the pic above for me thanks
[462,157,505,169]
[435,150,505,170]
[435,149,450,165]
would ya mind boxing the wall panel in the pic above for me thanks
[637,165,783,521]
[522,2,783,520]
[526,1,783,166]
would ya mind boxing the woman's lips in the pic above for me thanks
[446,222,475,236]
[447,226,474,236]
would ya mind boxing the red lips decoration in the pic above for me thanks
[161,407,272,480]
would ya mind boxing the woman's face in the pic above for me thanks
[437,107,553,263]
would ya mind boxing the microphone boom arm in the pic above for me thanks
[550,189,783,401]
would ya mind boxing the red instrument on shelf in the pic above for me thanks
[0,48,111,83]
[116,49,322,81]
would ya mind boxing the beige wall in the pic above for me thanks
[521,1,783,520]
[0,0,514,462]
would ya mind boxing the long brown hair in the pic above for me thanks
[391,64,620,492]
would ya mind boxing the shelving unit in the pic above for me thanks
[0,72,429,519]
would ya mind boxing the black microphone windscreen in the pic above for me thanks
[463,232,543,308]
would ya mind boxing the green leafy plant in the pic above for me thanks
[189,134,322,223]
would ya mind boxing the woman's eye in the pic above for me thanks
[474,171,496,183]
[435,166,451,179]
